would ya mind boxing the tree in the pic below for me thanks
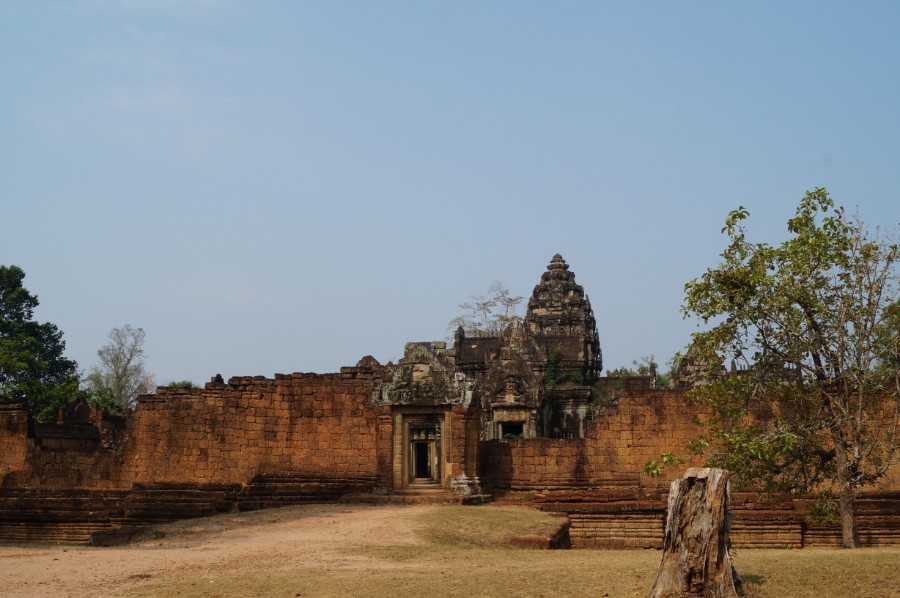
[0,265,81,421]
[682,189,899,548]
[448,280,524,337]
[84,325,151,413]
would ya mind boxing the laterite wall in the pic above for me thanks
[479,390,706,490]
[0,367,386,490]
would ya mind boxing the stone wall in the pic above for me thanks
[479,389,900,491]
[478,389,900,548]
[126,370,383,487]
[2,383,898,547]
[1,367,384,492]
[0,404,31,484]
[478,390,706,491]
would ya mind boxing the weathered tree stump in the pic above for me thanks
[647,468,740,598]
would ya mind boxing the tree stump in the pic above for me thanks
[647,468,740,598]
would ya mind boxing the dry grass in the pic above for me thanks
[122,505,899,598]
[736,548,899,598]
[2,504,897,597]
[412,503,569,548]
[129,548,659,598]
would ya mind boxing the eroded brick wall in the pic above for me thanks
[2,380,898,547]
[1,403,130,490]
[479,390,705,491]
[0,368,385,491]
[480,389,900,491]
[0,404,31,485]
[479,389,900,548]
[125,371,382,486]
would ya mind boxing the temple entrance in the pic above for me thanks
[413,441,433,478]
[408,423,440,484]
[390,410,449,491]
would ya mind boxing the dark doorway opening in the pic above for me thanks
[414,441,432,478]
[500,422,524,439]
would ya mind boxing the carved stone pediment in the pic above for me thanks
[480,347,540,410]
[374,342,472,406]
[495,376,526,405]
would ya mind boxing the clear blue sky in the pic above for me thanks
[2,1,898,386]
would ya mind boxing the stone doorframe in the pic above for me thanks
[391,408,451,491]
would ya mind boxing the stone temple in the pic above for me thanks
[375,254,602,492]
[1,255,898,547]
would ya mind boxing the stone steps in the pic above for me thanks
[509,519,571,549]
[2,484,898,548]
[395,482,446,494]
[0,489,127,543]
[568,512,664,549]
[113,483,240,526]
[235,473,378,511]
[341,481,465,504]
[0,521,113,544]
[341,493,461,505]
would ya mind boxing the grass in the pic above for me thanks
[737,548,899,598]
[130,550,660,598]
[97,505,900,597]
[411,504,568,548]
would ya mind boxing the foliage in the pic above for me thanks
[87,386,123,415]
[606,354,669,389]
[666,351,683,378]
[596,355,669,414]
[543,344,581,390]
[167,380,197,389]
[448,280,523,337]
[643,451,684,477]
[84,325,152,412]
[880,300,900,380]
[808,493,840,527]
[655,373,669,389]
[681,188,899,547]
[0,265,81,421]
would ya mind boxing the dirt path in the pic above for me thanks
[0,504,430,598]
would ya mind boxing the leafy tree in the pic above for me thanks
[879,300,900,382]
[448,280,524,336]
[84,325,152,413]
[682,189,899,548]
[0,265,80,421]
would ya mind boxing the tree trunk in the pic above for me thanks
[830,423,861,548]
[838,478,861,549]
[647,468,740,598]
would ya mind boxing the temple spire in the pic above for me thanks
[524,254,602,379]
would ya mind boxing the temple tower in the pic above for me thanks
[525,254,602,382]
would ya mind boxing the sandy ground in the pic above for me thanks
[0,504,429,598]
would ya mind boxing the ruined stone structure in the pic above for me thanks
[1,255,898,547]
[456,254,602,442]
[371,254,602,495]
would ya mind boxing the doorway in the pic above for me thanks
[414,441,433,478]
[408,423,441,484]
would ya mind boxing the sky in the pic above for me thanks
[1,1,899,387]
